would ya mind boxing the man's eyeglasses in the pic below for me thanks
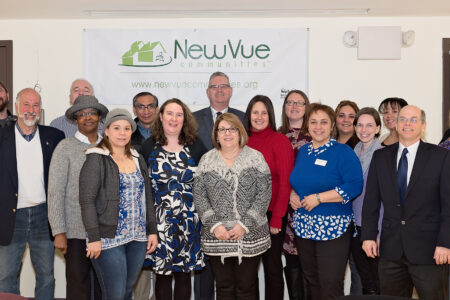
[217,127,238,134]
[208,84,231,90]
[286,100,306,107]
[398,117,420,124]
[136,103,157,111]
[76,111,98,118]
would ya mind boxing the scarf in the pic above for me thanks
[354,138,382,174]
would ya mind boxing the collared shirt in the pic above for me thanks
[75,130,102,145]
[49,115,78,137]
[15,122,38,142]
[137,121,151,140]
[397,139,420,186]
[210,107,228,123]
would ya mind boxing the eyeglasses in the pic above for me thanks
[76,111,98,118]
[286,100,306,107]
[398,117,420,124]
[208,84,231,90]
[136,103,156,111]
[217,127,238,134]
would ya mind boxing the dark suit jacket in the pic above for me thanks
[193,107,245,150]
[131,117,149,152]
[0,124,65,245]
[361,141,450,265]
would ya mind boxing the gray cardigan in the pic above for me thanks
[193,146,272,261]
[79,147,157,242]
[48,137,95,239]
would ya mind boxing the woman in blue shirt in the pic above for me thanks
[289,103,363,300]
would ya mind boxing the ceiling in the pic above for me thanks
[3,0,450,19]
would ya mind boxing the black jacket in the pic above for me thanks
[131,118,149,152]
[0,124,64,245]
[140,137,207,166]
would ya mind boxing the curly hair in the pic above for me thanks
[305,103,336,135]
[279,89,310,135]
[150,98,198,146]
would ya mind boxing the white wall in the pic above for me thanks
[2,16,449,298]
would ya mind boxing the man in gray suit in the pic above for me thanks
[193,71,245,150]
[193,71,245,300]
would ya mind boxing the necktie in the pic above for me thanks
[397,148,408,205]
[215,112,222,122]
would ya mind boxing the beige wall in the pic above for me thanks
[2,16,448,297]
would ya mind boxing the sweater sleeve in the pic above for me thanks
[47,141,69,236]
[79,153,102,242]
[269,134,295,229]
[334,145,364,204]
[240,156,272,232]
[193,155,218,233]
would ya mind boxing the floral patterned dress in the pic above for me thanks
[145,145,204,275]
[283,128,311,255]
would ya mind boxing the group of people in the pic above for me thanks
[0,72,448,300]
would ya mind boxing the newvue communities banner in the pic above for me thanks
[83,28,309,106]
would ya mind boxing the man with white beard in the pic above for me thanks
[0,88,64,299]
[0,81,17,128]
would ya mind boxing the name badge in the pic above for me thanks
[315,159,327,166]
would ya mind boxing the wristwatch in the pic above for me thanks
[315,193,321,204]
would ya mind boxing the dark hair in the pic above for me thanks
[354,107,382,138]
[279,90,310,135]
[132,92,159,107]
[244,95,276,135]
[378,97,408,114]
[97,124,133,158]
[212,113,248,149]
[333,100,360,139]
[151,98,198,146]
[0,81,8,93]
[305,103,336,135]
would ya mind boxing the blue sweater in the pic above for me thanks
[289,138,363,241]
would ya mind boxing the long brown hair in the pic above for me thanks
[279,89,310,135]
[151,98,198,146]
[244,95,276,135]
[332,100,359,139]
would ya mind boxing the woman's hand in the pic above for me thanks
[146,234,158,254]
[54,233,68,255]
[290,190,302,210]
[86,241,102,259]
[270,227,281,235]
[301,194,320,212]
[213,225,230,240]
[228,224,246,240]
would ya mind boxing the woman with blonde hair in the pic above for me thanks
[194,113,271,300]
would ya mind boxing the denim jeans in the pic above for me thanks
[91,241,147,300]
[0,203,55,300]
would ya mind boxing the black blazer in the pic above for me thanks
[0,124,65,245]
[361,141,450,264]
[193,107,245,150]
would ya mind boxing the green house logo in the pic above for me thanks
[121,41,173,67]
